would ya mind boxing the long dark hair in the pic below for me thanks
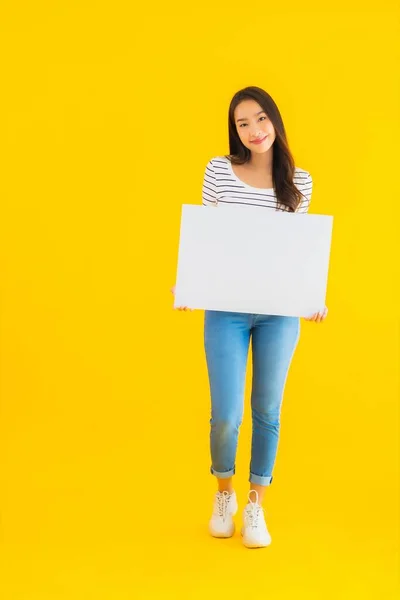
[225,86,306,212]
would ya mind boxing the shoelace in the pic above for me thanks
[244,501,263,529]
[215,490,232,520]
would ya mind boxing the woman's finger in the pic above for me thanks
[305,308,328,322]
[318,307,328,323]
[318,308,327,323]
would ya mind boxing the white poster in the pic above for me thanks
[174,204,333,317]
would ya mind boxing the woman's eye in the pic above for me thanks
[239,116,266,128]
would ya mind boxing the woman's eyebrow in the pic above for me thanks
[236,110,266,123]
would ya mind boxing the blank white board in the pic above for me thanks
[174,204,333,317]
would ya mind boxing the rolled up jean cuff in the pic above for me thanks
[249,473,273,486]
[210,466,235,478]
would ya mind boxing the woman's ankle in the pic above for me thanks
[217,477,234,494]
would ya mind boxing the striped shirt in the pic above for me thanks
[202,156,312,213]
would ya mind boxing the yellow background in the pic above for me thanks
[0,1,399,598]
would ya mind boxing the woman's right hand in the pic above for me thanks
[171,285,194,311]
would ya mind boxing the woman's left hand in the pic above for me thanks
[303,306,328,323]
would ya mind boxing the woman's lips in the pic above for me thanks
[251,135,268,144]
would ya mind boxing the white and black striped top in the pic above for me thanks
[202,156,312,213]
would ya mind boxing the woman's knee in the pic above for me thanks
[252,405,281,427]
[210,418,242,439]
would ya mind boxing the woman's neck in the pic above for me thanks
[248,149,273,173]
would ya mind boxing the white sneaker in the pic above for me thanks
[241,490,272,548]
[209,490,238,538]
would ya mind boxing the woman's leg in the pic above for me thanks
[204,310,252,490]
[249,314,301,503]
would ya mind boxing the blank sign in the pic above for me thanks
[174,204,333,317]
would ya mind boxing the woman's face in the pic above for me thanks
[233,99,276,154]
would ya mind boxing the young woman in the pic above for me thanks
[172,86,328,548]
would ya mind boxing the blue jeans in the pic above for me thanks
[204,310,301,486]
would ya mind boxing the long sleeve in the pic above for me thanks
[202,158,218,206]
[296,171,313,213]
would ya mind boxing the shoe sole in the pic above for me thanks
[240,527,271,548]
[209,525,235,538]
